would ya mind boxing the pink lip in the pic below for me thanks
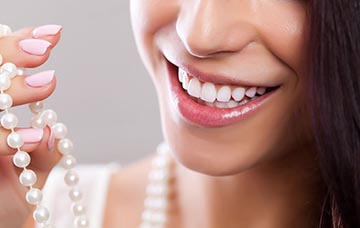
[165,59,281,127]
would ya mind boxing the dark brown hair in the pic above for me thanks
[307,0,360,227]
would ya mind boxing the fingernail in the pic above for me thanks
[25,70,55,88]
[16,128,44,143]
[19,39,52,56]
[32,24,62,38]
[47,127,55,151]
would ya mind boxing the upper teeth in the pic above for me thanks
[178,67,267,104]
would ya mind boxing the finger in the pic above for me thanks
[0,25,62,68]
[0,127,45,156]
[2,70,57,107]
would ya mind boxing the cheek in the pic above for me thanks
[256,2,309,74]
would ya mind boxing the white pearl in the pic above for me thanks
[1,112,18,129]
[42,109,57,126]
[61,154,77,169]
[20,169,37,186]
[74,216,89,228]
[146,183,169,196]
[57,138,74,154]
[156,143,170,155]
[0,73,10,91]
[31,114,47,129]
[51,123,68,139]
[141,210,166,224]
[33,205,50,224]
[71,202,86,216]
[42,225,53,228]
[1,62,17,78]
[26,188,43,205]
[152,156,170,168]
[148,169,170,182]
[0,93,13,110]
[64,170,79,186]
[144,197,168,210]
[29,101,45,113]
[0,24,12,36]
[7,131,24,148]
[13,151,31,168]
[16,68,27,76]
[69,188,82,202]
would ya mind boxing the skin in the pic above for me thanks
[18,0,324,227]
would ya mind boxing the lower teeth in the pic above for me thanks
[196,95,260,108]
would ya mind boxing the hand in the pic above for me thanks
[0,25,63,228]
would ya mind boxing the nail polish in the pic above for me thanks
[32,25,62,38]
[25,70,55,88]
[19,39,52,56]
[16,128,44,143]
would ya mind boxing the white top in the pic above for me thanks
[35,162,121,228]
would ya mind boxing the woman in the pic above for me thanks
[0,0,358,227]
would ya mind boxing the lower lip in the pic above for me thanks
[166,60,281,127]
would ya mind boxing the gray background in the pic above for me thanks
[0,0,163,164]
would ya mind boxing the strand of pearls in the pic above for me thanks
[0,24,89,228]
[140,143,174,228]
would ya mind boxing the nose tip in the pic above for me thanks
[175,2,257,59]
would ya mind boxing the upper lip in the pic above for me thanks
[165,57,281,88]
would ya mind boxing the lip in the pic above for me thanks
[165,58,282,127]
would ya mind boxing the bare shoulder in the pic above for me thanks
[103,154,156,228]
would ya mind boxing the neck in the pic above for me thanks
[171,146,326,228]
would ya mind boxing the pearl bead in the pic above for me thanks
[57,138,74,154]
[152,156,171,168]
[13,151,31,168]
[33,205,50,224]
[141,210,166,224]
[64,170,79,186]
[69,188,82,202]
[19,169,37,186]
[0,24,12,36]
[71,202,86,216]
[51,123,68,139]
[146,183,169,196]
[0,93,12,110]
[7,131,24,148]
[1,62,17,78]
[74,216,89,228]
[29,101,45,113]
[144,197,168,210]
[0,73,10,91]
[1,112,18,129]
[42,225,53,228]
[156,143,170,155]
[148,170,170,182]
[31,114,47,129]
[26,188,43,205]
[42,109,57,126]
[61,155,77,169]
[16,68,27,76]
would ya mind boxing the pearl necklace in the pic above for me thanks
[0,24,175,228]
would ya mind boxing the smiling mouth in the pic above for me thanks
[178,67,280,109]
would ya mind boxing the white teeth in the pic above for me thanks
[227,100,238,108]
[239,97,250,105]
[245,87,257,98]
[214,101,227,108]
[178,68,184,83]
[205,102,215,107]
[200,82,217,102]
[232,87,245,101]
[182,75,189,90]
[188,78,201,98]
[217,86,231,102]
[257,87,266,95]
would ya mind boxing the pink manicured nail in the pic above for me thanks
[47,127,55,151]
[25,70,55,87]
[32,24,62,38]
[19,39,52,56]
[16,128,44,143]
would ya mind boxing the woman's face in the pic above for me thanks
[130,0,311,175]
